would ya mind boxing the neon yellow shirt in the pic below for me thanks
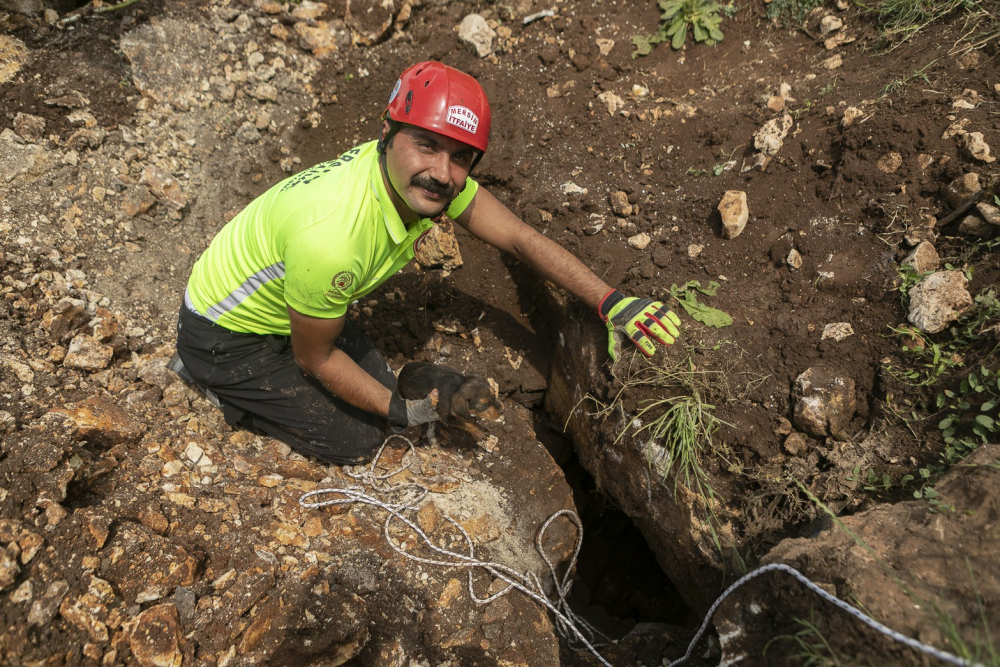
[185,140,478,335]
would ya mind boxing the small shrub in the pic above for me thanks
[632,0,726,57]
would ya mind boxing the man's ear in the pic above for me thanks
[380,120,391,141]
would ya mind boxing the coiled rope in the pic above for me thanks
[300,437,981,667]
[299,435,612,666]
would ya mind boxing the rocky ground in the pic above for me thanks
[2,0,1000,665]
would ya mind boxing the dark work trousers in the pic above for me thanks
[175,303,397,465]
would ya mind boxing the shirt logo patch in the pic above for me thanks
[447,105,479,134]
[327,271,356,298]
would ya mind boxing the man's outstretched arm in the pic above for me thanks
[453,186,611,308]
[453,186,682,360]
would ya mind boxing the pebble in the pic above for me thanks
[944,172,981,208]
[902,241,940,274]
[877,152,902,173]
[977,202,1000,225]
[718,190,749,239]
[786,248,803,269]
[908,270,973,333]
[628,233,651,250]
[841,106,864,128]
[822,54,842,70]
[609,191,632,216]
[820,15,843,34]
[688,244,704,258]
[458,14,496,58]
[560,182,588,196]
[598,91,625,116]
[792,367,856,439]
[821,322,854,341]
[784,432,808,456]
[63,335,113,371]
[959,132,995,163]
[753,114,793,156]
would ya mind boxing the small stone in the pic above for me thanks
[959,214,992,238]
[824,31,855,49]
[628,233,651,250]
[560,182,588,196]
[908,270,974,334]
[11,579,32,603]
[293,20,346,58]
[977,202,1000,226]
[786,248,803,269]
[63,335,113,372]
[775,417,793,437]
[820,15,843,34]
[584,214,605,235]
[184,442,212,468]
[821,54,842,70]
[458,14,496,58]
[792,367,857,439]
[877,152,902,173]
[598,91,625,116]
[959,132,995,163]
[415,219,463,271]
[941,118,971,140]
[753,114,793,156]
[13,113,46,142]
[916,154,935,170]
[258,473,283,488]
[902,242,940,274]
[841,106,863,128]
[233,13,252,32]
[0,545,19,590]
[953,88,980,108]
[944,173,981,209]
[29,581,69,626]
[236,122,261,144]
[290,0,327,20]
[718,190,749,239]
[905,215,938,246]
[141,166,188,210]
[821,323,854,341]
[139,508,169,536]
[125,604,183,667]
[784,432,808,456]
[766,95,785,113]
[609,191,632,216]
[52,397,145,447]
[688,244,704,259]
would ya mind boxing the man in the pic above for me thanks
[172,61,681,465]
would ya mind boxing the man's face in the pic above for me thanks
[382,123,477,221]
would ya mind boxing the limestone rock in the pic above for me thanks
[294,21,348,57]
[944,173,981,209]
[560,182,588,196]
[753,114,793,156]
[977,202,1000,226]
[598,91,625,116]
[792,367,856,440]
[290,0,327,20]
[609,191,632,216]
[415,220,463,271]
[125,604,183,667]
[628,233,651,250]
[718,191,749,239]
[820,323,854,341]
[959,214,992,238]
[904,214,938,246]
[63,335,113,371]
[822,54,842,70]
[120,20,214,104]
[28,581,69,625]
[101,523,199,604]
[458,14,496,58]
[12,113,45,142]
[51,397,145,447]
[902,242,940,274]
[908,270,973,334]
[819,15,843,34]
[877,152,902,173]
[960,132,995,163]
[783,432,808,456]
[0,544,20,590]
[141,165,188,210]
[786,248,803,269]
[0,34,28,84]
[841,106,863,128]
[345,0,394,45]
[0,128,53,184]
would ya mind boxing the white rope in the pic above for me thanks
[667,562,984,667]
[299,435,613,667]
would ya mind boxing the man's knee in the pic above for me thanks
[291,420,387,466]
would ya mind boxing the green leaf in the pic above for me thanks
[692,22,707,42]
[939,416,955,430]
[982,399,997,412]
[975,414,996,430]
[936,394,946,409]
[671,24,687,49]
[970,373,980,389]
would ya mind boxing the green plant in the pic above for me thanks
[765,0,824,23]
[879,58,938,98]
[936,365,1000,466]
[856,0,982,49]
[669,280,733,328]
[632,0,725,57]
[763,609,846,666]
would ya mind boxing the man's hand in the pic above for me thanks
[598,289,681,361]
[388,390,440,432]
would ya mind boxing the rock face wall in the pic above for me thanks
[543,292,733,615]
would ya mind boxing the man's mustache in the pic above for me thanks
[411,175,453,198]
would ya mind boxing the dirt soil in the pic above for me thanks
[2,0,1000,664]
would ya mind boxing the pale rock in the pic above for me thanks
[841,106,864,128]
[60,596,109,642]
[766,95,785,113]
[877,152,902,173]
[52,396,145,446]
[688,244,704,259]
[783,432,808,456]
[0,35,28,85]
[251,83,278,102]
[64,335,113,372]
[902,242,940,274]
[977,202,1000,226]
[13,113,45,142]
[596,38,615,56]
[141,166,188,210]
[11,579,32,603]
[916,154,935,170]
[184,442,212,468]
[560,182,588,196]
[941,118,971,140]
[236,122,261,144]
[820,15,843,34]
[908,270,973,334]
[957,51,980,69]
[944,173,980,208]
[29,581,69,625]
[960,132,995,163]
[415,220,463,271]
[609,191,632,216]
[0,544,19,590]
[294,20,348,57]
[822,54,842,70]
[821,322,854,341]
[786,248,803,269]
[792,367,856,440]
[458,14,496,58]
[824,31,855,49]
[953,88,980,108]
[718,190,749,239]
[753,114,793,156]
[598,91,625,116]
[290,0,327,20]
[0,128,53,183]
[126,604,183,667]
[584,214,605,235]
[233,13,252,33]
[628,233,651,250]
[958,214,992,238]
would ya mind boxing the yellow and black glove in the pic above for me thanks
[598,289,681,361]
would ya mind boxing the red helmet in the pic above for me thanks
[383,61,491,154]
